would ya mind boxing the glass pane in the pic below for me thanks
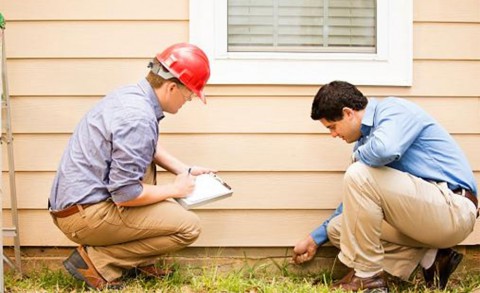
[227,0,376,53]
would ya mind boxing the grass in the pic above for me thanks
[4,259,480,293]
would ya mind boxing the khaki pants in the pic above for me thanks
[52,163,201,281]
[327,162,477,279]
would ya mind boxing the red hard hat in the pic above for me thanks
[156,43,211,103]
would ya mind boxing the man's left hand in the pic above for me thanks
[292,235,319,264]
[188,166,217,176]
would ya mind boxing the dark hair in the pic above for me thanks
[311,81,367,121]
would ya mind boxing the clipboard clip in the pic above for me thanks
[212,173,232,190]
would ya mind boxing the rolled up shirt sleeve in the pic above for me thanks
[108,115,158,203]
[310,203,343,246]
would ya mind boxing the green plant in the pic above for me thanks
[4,261,480,293]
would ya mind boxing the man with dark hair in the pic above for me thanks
[49,43,214,290]
[293,81,478,291]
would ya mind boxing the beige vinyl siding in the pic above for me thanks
[0,0,189,20]
[7,96,480,134]
[414,0,480,22]
[4,134,480,172]
[6,21,189,58]
[1,0,480,248]
[4,172,480,210]
[1,209,335,246]
[3,171,480,246]
[414,23,480,60]
[5,61,480,97]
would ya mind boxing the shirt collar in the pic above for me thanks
[360,98,378,136]
[138,78,165,122]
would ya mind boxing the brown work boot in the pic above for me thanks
[332,269,388,292]
[422,248,463,290]
[332,268,355,286]
[125,264,175,279]
[63,246,123,290]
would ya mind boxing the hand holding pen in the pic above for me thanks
[172,168,196,198]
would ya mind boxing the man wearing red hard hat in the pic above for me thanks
[49,43,214,290]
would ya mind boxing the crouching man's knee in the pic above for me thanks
[326,215,342,248]
[344,162,372,187]
[179,212,202,245]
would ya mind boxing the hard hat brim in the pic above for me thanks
[198,91,207,104]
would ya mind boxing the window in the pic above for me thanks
[190,0,412,86]
[228,0,376,54]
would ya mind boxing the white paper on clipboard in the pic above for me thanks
[176,173,233,209]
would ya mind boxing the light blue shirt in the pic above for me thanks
[311,97,477,245]
[49,79,164,210]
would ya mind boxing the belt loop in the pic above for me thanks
[77,204,86,218]
[460,188,466,196]
[437,182,452,205]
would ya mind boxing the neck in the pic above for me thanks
[154,84,167,107]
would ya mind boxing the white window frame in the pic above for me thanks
[190,0,412,86]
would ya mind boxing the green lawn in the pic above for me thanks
[4,260,480,292]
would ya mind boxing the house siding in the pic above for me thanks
[1,0,479,247]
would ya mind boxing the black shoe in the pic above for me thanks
[422,248,463,289]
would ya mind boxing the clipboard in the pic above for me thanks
[176,173,233,209]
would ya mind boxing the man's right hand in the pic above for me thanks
[292,235,319,265]
[172,171,196,198]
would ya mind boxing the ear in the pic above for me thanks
[342,107,355,119]
[167,81,177,93]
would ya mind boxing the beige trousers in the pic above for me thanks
[327,162,477,280]
[52,163,201,281]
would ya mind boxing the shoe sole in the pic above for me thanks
[63,259,96,289]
